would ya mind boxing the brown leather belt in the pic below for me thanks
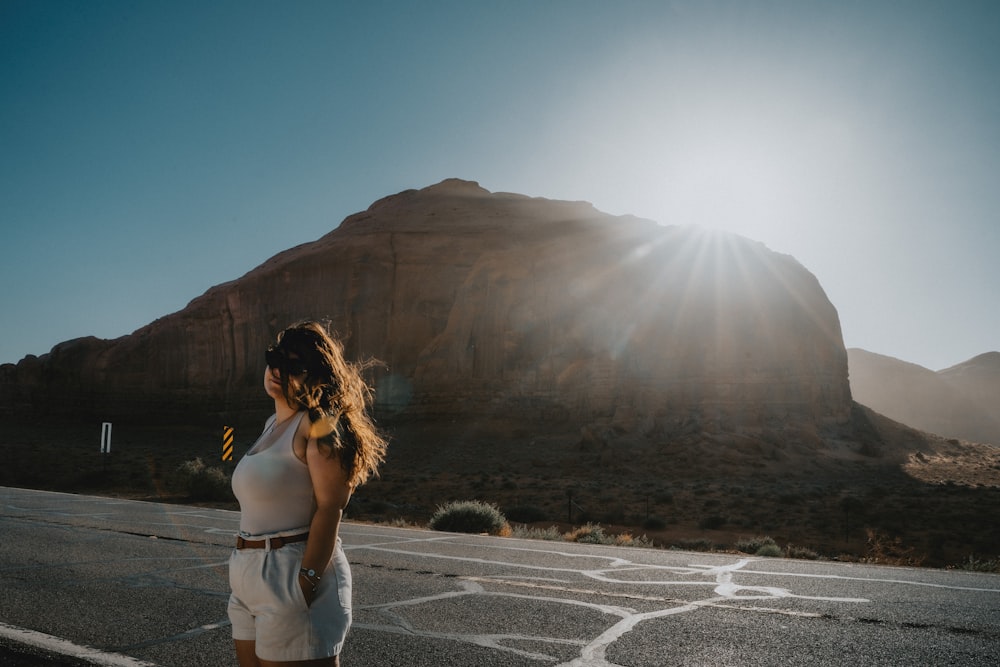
[236,532,309,550]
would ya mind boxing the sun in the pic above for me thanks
[660,131,801,245]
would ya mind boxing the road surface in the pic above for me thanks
[1,487,998,666]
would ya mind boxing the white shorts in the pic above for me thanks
[228,536,352,661]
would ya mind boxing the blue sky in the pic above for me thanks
[1,0,997,371]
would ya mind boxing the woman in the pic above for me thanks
[228,321,387,666]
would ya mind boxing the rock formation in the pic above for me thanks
[8,181,1000,569]
[1,179,853,443]
[848,348,1000,445]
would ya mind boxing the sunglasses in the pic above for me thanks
[265,346,309,376]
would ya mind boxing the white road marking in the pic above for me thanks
[746,566,1000,593]
[352,542,876,666]
[0,621,157,666]
[5,489,998,667]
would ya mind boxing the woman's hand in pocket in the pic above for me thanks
[298,573,317,608]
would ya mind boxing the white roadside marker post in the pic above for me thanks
[100,422,112,471]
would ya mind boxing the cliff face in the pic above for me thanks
[1,179,852,435]
[849,349,1000,445]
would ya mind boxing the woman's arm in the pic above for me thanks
[299,435,352,606]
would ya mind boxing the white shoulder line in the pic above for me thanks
[0,621,157,667]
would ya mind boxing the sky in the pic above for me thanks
[1,0,997,372]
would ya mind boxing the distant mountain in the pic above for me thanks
[848,348,1000,445]
[939,352,1000,424]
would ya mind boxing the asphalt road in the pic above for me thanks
[1,486,998,666]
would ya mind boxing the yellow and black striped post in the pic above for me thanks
[222,426,234,462]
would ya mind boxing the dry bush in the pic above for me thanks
[862,528,925,567]
[509,525,562,541]
[954,554,1000,573]
[565,523,614,545]
[785,544,821,560]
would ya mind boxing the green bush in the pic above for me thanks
[735,536,777,554]
[755,543,784,557]
[175,458,232,501]
[428,500,510,536]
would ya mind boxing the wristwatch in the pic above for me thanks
[299,567,322,592]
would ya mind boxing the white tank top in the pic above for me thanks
[232,411,315,536]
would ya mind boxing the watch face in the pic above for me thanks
[306,569,316,577]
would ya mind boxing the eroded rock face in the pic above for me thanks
[1,179,852,435]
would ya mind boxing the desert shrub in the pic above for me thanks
[785,544,821,560]
[698,515,727,530]
[956,554,1000,573]
[428,500,510,536]
[364,499,392,515]
[509,525,562,541]
[565,523,614,545]
[671,538,716,552]
[614,532,654,548]
[561,524,654,548]
[735,536,777,554]
[643,516,668,531]
[174,458,232,501]
[863,528,924,567]
[505,505,547,523]
[755,543,783,557]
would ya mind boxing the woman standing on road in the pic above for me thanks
[228,321,387,666]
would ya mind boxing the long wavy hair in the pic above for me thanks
[271,321,387,488]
